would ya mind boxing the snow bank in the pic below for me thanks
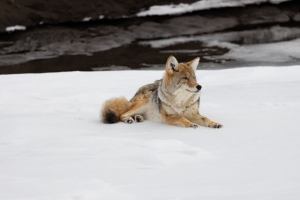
[214,38,300,63]
[5,25,26,32]
[139,29,300,65]
[137,0,291,16]
[1,66,300,199]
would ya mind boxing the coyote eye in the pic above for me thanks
[183,77,189,80]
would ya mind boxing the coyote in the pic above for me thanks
[101,56,222,128]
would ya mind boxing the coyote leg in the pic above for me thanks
[162,114,198,128]
[188,114,223,128]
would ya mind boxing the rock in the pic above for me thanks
[294,13,300,21]
[0,0,196,32]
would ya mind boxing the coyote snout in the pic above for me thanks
[187,84,202,93]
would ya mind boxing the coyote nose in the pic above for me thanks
[196,85,202,91]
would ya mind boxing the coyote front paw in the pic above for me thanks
[190,123,199,129]
[207,122,223,128]
[124,117,134,124]
[134,115,144,122]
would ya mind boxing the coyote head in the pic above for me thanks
[163,56,201,94]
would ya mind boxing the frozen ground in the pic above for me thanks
[1,66,300,199]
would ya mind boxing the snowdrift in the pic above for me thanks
[1,66,300,199]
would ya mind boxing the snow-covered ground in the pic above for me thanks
[1,66,300,199]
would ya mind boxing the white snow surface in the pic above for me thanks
[137,0,291,16]
[1,66,300,199]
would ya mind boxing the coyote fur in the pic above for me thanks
[101,56,222,128]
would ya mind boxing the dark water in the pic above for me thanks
[0,41,231,74]
[1,25,300,75]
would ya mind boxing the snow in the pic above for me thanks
[82,17,92,22]
[139,26,300,48]
[139,28,300,65]
[212,38,300,63]
[1,66,300,199]
[5,25,26,32]
[137,0,291,16]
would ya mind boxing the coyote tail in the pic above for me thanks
[101,97,130,123]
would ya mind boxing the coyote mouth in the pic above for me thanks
[186,89,200,93]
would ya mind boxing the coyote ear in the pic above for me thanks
[188,57,200,72]
[166,55,179,74]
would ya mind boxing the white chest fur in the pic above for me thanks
[158,86,200,115]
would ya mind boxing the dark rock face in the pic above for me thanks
[0,0,300,74]
[0,0,196,32]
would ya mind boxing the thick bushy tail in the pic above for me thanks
[100,97,130,124]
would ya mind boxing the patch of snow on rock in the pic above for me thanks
[5,25,26,32]
[137,0,292,16]
[82,17,92,22]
